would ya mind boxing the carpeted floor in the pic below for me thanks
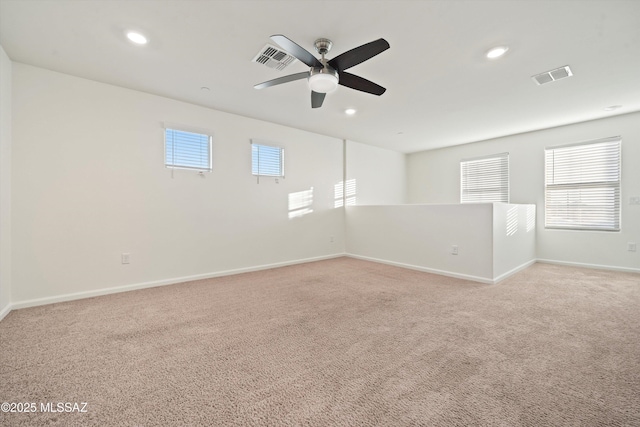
[1,257,639,426]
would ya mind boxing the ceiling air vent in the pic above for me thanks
[532,65,573,85]
[252,44,297,71]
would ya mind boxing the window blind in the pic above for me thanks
[252,143,284,177]
[460,153,509,203]
[545,137,621,231]
[165,128,212,171]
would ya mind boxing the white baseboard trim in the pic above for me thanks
[0,303,11,322]
[9,253,345,312]
[345,254,495,284]
[6,254,635,320]
[493,259,537,283]
[536,258,640,274]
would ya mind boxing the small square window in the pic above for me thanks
[165,128,212,171]
[252,142,284,177]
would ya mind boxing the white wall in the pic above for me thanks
[346,204,495,282]
[492,203,536,280]
[11,63,347,305]
[346,203,536,283]
[0,45,11,318]
[407,112,640,272]
[345,140,406,205]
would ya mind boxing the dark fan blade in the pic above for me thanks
[311,91,326,108]
[327,38,390,72]
[271,34,323,69]
[254,71,309,89]
[338,71,386,95]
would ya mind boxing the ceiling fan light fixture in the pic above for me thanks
[308,69,339,93]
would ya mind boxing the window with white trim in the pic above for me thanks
[165,127,212,171]
[251,142,284,177]
[460,153,509,203]
[545,137,621,231]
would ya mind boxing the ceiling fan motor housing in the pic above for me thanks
[314,38,333,55]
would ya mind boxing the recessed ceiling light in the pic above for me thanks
[604,105,622,111]
[345,108,357,115]
[201,86,210,92]
[126,31,148,45]
[486,46,509,59]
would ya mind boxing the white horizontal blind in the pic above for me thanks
[460,153,509,203]
[545,137,621,231]
[252,143,284,177]
[165,128,212,171]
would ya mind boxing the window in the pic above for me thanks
[460,153,509,203]
[252,142,284,177]
[165,128,212,171]
[545,137,621,231]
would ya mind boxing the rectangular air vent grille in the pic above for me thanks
[252,44,297,71]
[532,65,573,85]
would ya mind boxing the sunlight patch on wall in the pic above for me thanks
[506,206,518,236]
[334,182,343,208]
[526,205,536,232]
[288,187,314,219]
[334,179,357,208]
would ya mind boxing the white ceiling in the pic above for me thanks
[1,0,639,153]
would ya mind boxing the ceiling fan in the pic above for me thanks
[254,35,390,108]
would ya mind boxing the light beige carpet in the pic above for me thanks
[1,257,639,426]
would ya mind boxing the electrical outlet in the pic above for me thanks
[628,243,637,252]
[121,253,131,264]
[630,196,640,205]
[451,245,459,255]
[330,236,334,243]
